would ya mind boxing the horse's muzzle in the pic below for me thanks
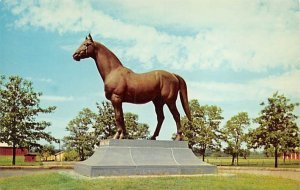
[73,53,81,61]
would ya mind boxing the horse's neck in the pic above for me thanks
[93,42,124,81]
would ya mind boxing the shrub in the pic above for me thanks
[63,150,79,161]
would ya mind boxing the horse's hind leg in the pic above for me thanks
[111,94,127,139]
[167,102,183,141]
[150,98,165,140]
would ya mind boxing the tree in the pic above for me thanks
[63,108,97,161]
[63,149,79,161]
[222,112,250,165]
[181,99,223,161]
[94,101,116,139]
[124,112,150,139]
[40,144,55,161]
[94,101,150,140]
[0,75,57,165]
[280,121,300,163]
[239,148,251,159]
[249,92,299,168]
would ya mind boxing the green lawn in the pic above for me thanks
[0,172,299,190]
[0,156,42,166]
[205,157,300,168]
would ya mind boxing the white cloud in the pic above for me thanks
[40,95,74,102]
[253,70,300,97]
[188,70,300,103]
[106,0,299,31]
[3,0,300,72]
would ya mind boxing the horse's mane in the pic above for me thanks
[95,42,123,66]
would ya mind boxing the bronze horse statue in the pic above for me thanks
[73,34,191,140]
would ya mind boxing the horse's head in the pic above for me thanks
[73,34,95,61]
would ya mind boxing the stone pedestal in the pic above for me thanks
[74,139,217,177]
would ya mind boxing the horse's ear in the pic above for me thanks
[85,36,88,40]
[88,33,94,43]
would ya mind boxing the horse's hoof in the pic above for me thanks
[113,132,120,139]
[175,135,183,141]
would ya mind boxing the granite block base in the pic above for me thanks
[74,139,217,177]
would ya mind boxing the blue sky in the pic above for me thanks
[1,0,299,143]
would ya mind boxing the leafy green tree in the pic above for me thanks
[124,112,150,139]
[222,112,250,165]
[40,144,55,161]
[0,75,57,165]
[94,101,150,140]
[181,99,223,161]
[263,147,275,157]
[249,92,299,168]
[63,149,79,161]
[281,122,300,163]
[94,101,116,139]
[239,148,251,159]
[63,108,97,161]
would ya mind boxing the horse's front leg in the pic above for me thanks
[111,94,127,139]
[150,98,165,140]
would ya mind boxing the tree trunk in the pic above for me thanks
[77,147,81,161]
[80,148,82,161]
[231,154,235,166]
[12,142,16,165]
[202,148,206,161]
[274,148,278,168]
[237,154,239,166]
[80,147,84,161]
[283,152,286,164]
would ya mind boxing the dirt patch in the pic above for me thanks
[218,166,300,181]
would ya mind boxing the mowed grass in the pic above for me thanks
[206,157,300,168]
[0,172,299,190]
[0,156,41,166]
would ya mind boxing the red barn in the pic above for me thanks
[283,153,300,160]
[0,143,28,156]
[24,153,37,162]
[0,142,36,162]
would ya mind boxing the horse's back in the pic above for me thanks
[143,70,178,81]
[142,70,181,102]
[121,69,179,103]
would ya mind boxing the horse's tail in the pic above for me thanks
[174,74,192,121]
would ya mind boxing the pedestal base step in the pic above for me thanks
[74,139,217,177]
